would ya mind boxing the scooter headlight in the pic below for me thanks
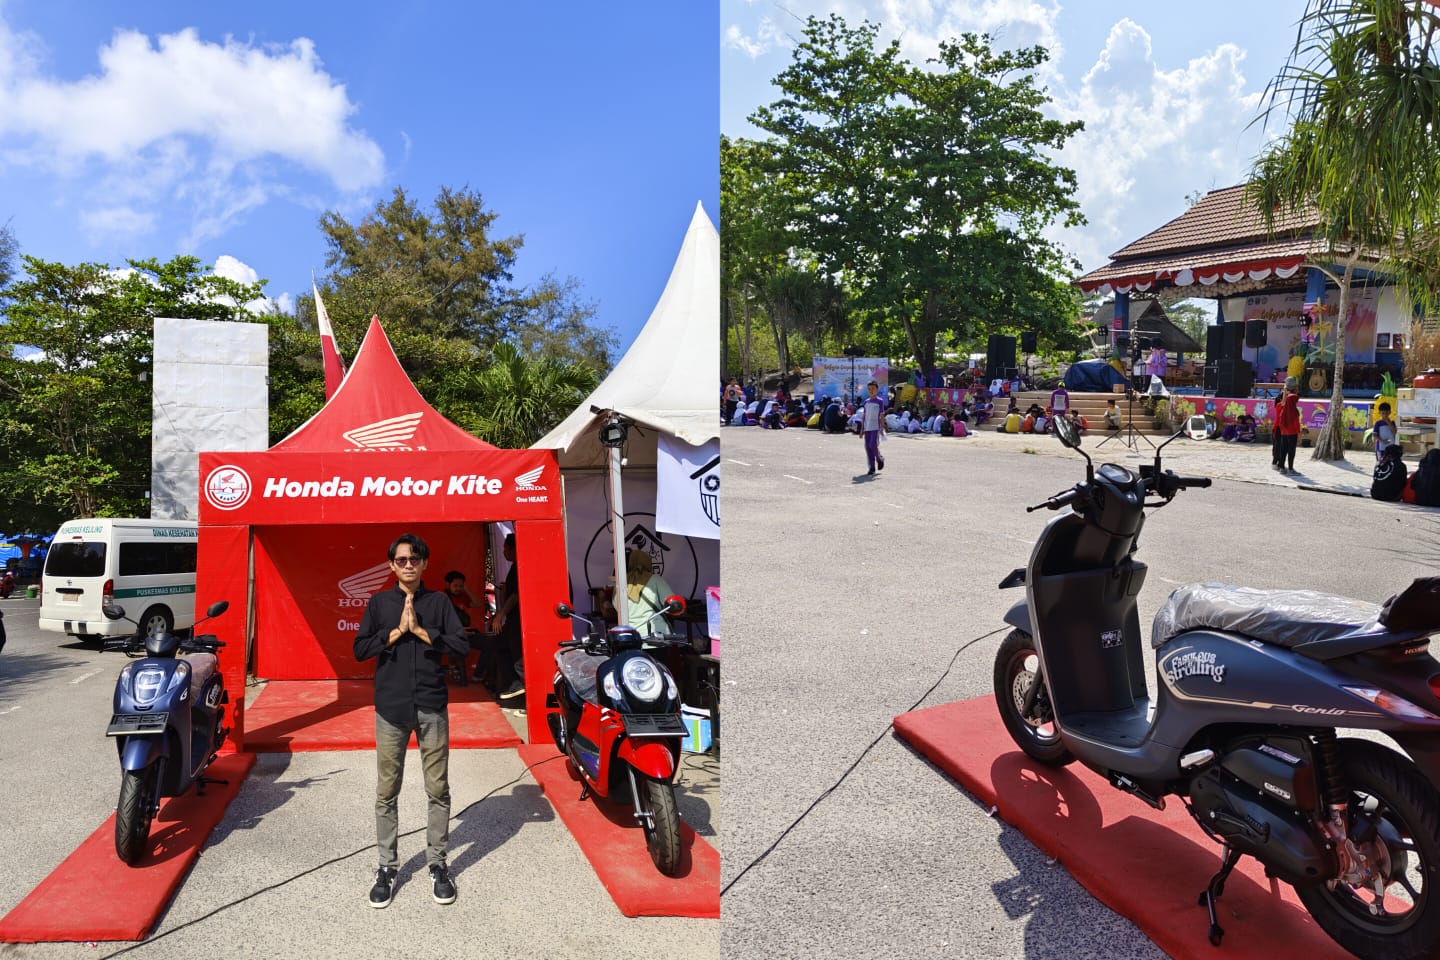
[621,658,663,701]
[167,661,190,697]
[132,667,165,706]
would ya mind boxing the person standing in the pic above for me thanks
[723,377,741,425]
[492,532,526,701]
[861,380,886,475]
[1373,402,1398,462]
[1274,383,1301,475]
[354,533,469,908]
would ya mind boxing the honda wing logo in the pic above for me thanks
[338,561,393,605]
[342,412,424,450]
[514,466,547,491]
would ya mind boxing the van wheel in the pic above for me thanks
[138,606,173,638]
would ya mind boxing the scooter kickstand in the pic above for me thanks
[195,775,230,796]
[1198,846,1241,947]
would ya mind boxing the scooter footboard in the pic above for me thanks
[619,739,678,781]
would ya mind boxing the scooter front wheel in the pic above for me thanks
[114,767,156,865]
[638,778,682,876]
[993,629,1073,766]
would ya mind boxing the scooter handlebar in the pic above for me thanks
[1028,486,1083,513]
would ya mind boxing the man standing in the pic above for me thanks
[355,533,469,908]
[860,380,886,476]
[723,377,741,425]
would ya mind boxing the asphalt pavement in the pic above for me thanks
[0,603,719,960]
[718,423,1440,960]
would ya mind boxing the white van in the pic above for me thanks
[39,518,198,642]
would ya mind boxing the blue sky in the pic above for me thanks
[0,0,718,358]
[723,0,1307,279]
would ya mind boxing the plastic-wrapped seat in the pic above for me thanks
[1151,583,1381,651]
[556,648,607,705]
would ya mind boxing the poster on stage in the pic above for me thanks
[656,435,720,540]
[1242,289,1379,381]
[813,356,888,402]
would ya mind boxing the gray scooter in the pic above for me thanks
[994,418,1440,960]
[101,599,230,864]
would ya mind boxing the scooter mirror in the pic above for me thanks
[205,600,229,618]
[1054,416,1081,449]
[555,602,573,619]
[664,595,686,615]
[102,603,127,621]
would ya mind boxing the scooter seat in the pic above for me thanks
[556,648,607,705]
[1152,583,1382,652]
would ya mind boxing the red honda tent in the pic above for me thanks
[197,317,568,746]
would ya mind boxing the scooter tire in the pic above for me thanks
[1296,739,1440,960]
[640,778,682,876]
[993,628,1073,766]
[114,767,156,865]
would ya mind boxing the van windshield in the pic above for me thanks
[44,542,107,578]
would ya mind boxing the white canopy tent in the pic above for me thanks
[533,202,720,622]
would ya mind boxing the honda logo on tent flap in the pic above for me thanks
[514,466,547,490]
[342,412,425,450]
[338,561,393,605]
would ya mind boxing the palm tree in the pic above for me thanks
[1251,0,1440,459]
[436,344,600,449]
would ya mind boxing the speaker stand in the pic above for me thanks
[1096,388,1156,453]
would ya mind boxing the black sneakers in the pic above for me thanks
[368,866,397,908]
[430,863,457,904]
[498,680,525,700]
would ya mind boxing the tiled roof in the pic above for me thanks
[1108,185,1320,261]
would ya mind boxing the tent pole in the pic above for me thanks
[609,443,629,626]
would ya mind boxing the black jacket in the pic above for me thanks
[1372,457,1408,502]
[354,584,468,725]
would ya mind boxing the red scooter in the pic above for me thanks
[549,598,689,874]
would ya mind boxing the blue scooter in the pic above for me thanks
[101,600,230,865]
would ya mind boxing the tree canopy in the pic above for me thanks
[726,14,1086,379]
[0,256,265,529]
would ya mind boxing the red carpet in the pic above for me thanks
[245,679,520,751]
[0,752,256,943]
[893,697,1356,960]
[518,743,720,918]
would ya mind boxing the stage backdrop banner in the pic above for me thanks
[562,473,719,622]
[1243,289,1379,381]
[656,435,720,541]
[812,356,889,402]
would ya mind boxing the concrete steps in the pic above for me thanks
[1012,391,1175,437]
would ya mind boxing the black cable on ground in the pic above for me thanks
[719,626,1007,897]
[99,755,565,958]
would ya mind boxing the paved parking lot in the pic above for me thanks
[0,605,718,960]
[718,423,1439,960]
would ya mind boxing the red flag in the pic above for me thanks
[313,280,346,400]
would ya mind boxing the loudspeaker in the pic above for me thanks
[1245,319,1267,349]
[1020,331,1037,353]
[1203,363,1219,392]
[985,334,1016,382]
[1223,321,1245,359]
[1216,359,1253,398]
[1205,324,1225,360]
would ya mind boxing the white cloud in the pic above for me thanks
[211,254,289,314]
[725,18,792,59]
[0,13,385,247]
[79,206,157,243]
[1052,20,1264,269]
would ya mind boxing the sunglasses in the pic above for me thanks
[391,555,425,567]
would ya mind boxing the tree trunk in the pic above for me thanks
[721,293,730,377]
[741,292,753,387]
[1311,256,1357,462]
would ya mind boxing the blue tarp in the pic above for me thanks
[1063,359,1130,393]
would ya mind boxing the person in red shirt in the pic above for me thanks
[1273,386,1302,474]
